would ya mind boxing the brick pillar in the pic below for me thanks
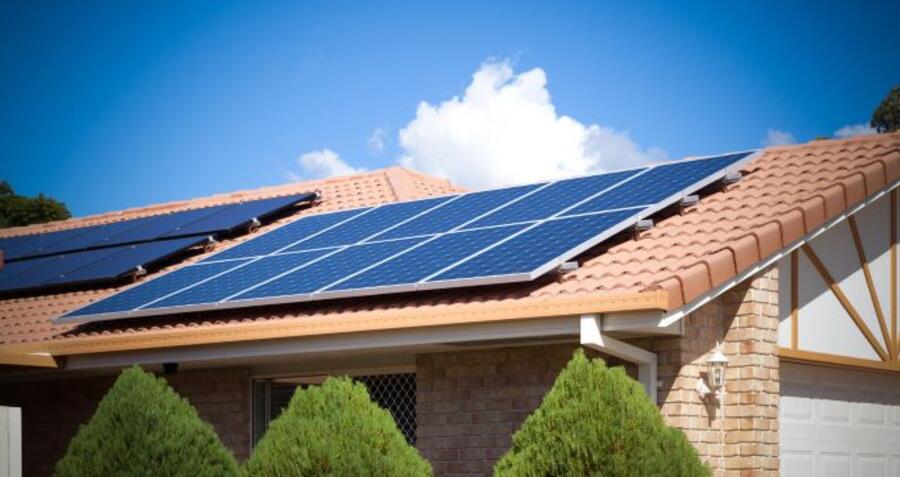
[651,266,780,476]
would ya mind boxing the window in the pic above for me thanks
[252,372,417,446]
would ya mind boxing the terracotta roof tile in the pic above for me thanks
[1,133,899,350]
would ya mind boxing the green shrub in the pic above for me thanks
[242,376,431,477]
[495,349,709,477]
[55,366,238,477]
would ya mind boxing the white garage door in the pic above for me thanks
[780,362,900,476]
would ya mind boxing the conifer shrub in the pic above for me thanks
[55,366,238,477]
[242,376,431,477]
[494,349,710,477]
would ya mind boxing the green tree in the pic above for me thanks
[495,349,710,477]
[55,366,239,477]
[871,85,900,133]
[243,376,431,477]
[0,180,70,228]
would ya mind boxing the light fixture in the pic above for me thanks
[708,348,728,390]
[696,345,728,401]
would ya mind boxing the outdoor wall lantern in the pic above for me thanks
[696,346,728,401]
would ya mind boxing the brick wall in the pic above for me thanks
[645,266,780,476]
[415,343,630,476]
[0,367,250,477]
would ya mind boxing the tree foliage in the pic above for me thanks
[0,180,70,228]
[242,376,431,477]
[872,85,900,133]
[55,366,239,477]
[495,349,710,477]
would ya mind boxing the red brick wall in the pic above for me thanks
[415,344,627,476]
[0,367,250,477]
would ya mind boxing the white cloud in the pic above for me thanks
[367,127,386,155]
[761,129,796,147]
[834,123,876,138]
[288,149,365,181]
[397,59,665,190]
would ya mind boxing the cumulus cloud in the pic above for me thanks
[761,129,796,147]
[396,60,665,190]
[367,127,386,155]
[834,123,876,138]
[288,149,365,181]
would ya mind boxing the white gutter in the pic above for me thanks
[580,314,658,404]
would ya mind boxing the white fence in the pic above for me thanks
[0,406,21,477]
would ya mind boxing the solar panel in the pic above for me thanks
[0,236,208,294]
[60,151,756,323]
[1,193,315,261]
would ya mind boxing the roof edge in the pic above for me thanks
[0,352,58,368]
[0,290,668,357]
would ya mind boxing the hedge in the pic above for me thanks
[494,349,710,476]
[55,366,238,477]
[242,376,431,477]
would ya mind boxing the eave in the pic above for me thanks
[0,290,668,361]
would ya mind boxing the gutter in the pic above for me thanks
[0,290,668,363]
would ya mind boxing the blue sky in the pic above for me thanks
[2,1,898,216]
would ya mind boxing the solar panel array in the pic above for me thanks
[0,193,315,294]
[61,152,754,323]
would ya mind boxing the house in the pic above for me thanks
[1,133,899,476]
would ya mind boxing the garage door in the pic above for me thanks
[780,362,900,476]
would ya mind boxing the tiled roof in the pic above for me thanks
[0,166,463,346]
[1,133,899,352]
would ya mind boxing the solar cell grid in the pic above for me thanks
[370,184,541,240]
[432,209,638,282]
[201,208,368,262]
[235,238,426,300]
[46,236,210,287]
[567,153,750,216]
[148,249,332,309]
[66,259,247,317]
[328,224,528,292]
[289,197,451,250]
[465,169,642,229]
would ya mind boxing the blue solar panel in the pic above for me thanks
[0,256,55,291]
[465,169,642,229]
[566,152,750,216]
[370,184,541,241]
[0,247,124,292]
[65,260,247,317]
[202,208,369,262]
[35,217,159,257]
[148,249,332,309]
[0,236,209,294]
[104,205,232,245]
[45,236,210,286]
[432,210,637,282]
[288,197,452,250]
[328,224,527,292]
[235,238,425,300]
[160,193,314,239]
[0,236,30,256]
[3,194,316,263]
[62,151,755,323]
[5,227,94,260]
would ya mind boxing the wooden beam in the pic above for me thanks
[801,244,890,361]
[0,352,58,368]
[848,216,892,358]
[893,189,898,361]
[779,347,898,373]
[791,250,799,350]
